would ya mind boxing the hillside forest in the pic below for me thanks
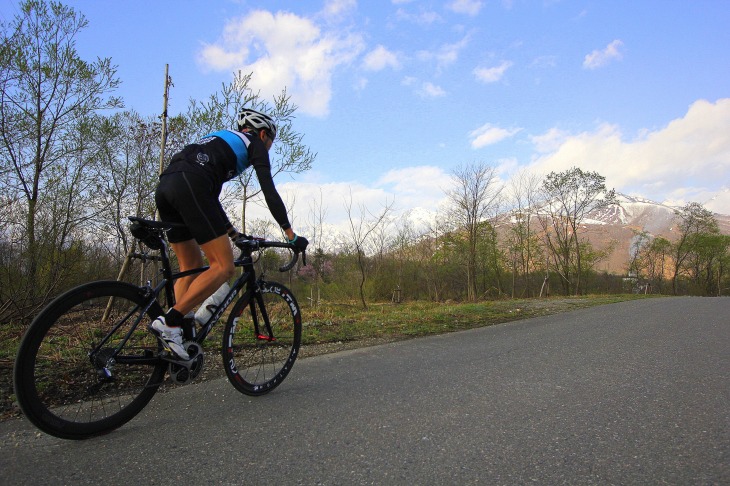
[2,1,729,328]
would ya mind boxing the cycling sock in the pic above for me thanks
[166,308,185,327]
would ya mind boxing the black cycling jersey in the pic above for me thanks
[156,130,291,244]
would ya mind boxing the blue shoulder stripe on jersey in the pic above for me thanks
[204,130,251,174]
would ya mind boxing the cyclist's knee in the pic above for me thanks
[212,261,235,281]
[222,264,235,281]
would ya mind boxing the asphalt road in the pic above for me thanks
[1,297,728,485]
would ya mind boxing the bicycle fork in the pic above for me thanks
[251,293,276,342]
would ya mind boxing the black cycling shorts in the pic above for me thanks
[155,171,228,245]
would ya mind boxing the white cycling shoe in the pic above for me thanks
[149,316,190,360]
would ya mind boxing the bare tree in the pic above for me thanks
[184,72,315,235]
[506,169,543,297]
[92,111,163,260]
[389,212,421,301]
[634,234,671,293]
[343,191,394,309]
[446,162,503,301]
[305,188,329,305]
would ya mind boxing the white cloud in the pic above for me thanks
[197,9,364,117]
[363,45,401,71]
[530,127,570,153]
[401,76,417,87]
[418,82,447,98]
[447,0,484,16]
[583,39,624,69]
[402,76,446,98]
[417,35,470,72]
[377,166,452,202]
[321,0,356,19]
[396,7,441,25]
[244,167,452,241]
[527,98,730,214]
[473,60,513,83]
[469,123,522,148]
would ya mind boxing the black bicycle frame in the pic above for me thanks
[109,227,298,368]
[165,246,262,343]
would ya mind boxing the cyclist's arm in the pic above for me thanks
[248,139,292,231]
[253,162,291,231]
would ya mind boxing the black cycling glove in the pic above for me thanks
[288,235,309,251]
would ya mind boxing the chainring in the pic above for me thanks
[168,342,204,385]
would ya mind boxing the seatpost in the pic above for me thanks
[160,238,176,306]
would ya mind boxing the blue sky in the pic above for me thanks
[2,0,729,231]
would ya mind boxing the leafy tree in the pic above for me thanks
[0,0,122,321]
[682,231,729,296]
[670,202,718,295]
[538,167,616,295]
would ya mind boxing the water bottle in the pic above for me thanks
[194,281,230,326]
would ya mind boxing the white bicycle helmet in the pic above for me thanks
[236,108,277,140]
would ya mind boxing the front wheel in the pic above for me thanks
[222,281,302,396]
[13,281,167,439]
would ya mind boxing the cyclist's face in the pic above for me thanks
[259,130,274,152]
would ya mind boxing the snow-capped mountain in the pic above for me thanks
[570,193,729,273]
[586,193,730,236]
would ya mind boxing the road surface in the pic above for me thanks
[1,297,728,484]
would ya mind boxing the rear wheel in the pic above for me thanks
[222,282,302,396]
[13,281,166,439]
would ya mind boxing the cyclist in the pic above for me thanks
[151,108,308,360]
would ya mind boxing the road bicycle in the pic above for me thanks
[13,216,305,440]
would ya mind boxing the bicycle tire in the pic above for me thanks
[222,281,302,396]
[13,281,167,440]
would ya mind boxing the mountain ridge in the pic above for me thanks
[566,193,730,274]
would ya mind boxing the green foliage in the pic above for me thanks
[670,202,721,295]
[0,0,122,322]
[540,167,616,295]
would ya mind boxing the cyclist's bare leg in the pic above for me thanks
[169,239,205,304]
[170,235,235,315]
